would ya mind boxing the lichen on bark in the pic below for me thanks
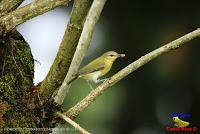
[0,0,25,17]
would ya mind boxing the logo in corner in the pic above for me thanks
[165,113,198,132]
[172,116,189,127]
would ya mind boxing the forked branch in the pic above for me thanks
[40,0,91,102]
[54,0,107,105]
[0,0,71,37]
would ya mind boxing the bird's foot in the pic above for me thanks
[86,80,95,90]
[94,78,108,83]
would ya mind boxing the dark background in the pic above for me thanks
[63,0,200,134]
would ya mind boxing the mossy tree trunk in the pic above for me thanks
[0,30,48,133]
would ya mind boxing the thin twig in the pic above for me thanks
[56,112,91,134]
[64,28,200,119]
[54,0,107,105]
[40,0,90,102]
[0,0,71,37]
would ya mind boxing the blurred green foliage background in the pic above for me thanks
[60,0,200,134]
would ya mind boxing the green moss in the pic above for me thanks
[0,30,35,133]
[0,74,16,104]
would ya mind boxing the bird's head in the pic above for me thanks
[102,51,125,63]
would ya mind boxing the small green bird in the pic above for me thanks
[68,51,125,86]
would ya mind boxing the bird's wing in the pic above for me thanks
[76,60,105,76]
[77,65,104,76]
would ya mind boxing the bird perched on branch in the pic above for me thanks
[68,51,125,88]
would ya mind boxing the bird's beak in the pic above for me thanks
[117,53,125,58]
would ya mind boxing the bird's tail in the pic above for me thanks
[67,75,78,85]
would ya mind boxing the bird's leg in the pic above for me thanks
[94,78,108,83]
[86,80,95,90]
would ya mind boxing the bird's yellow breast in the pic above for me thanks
[100,59,113,76]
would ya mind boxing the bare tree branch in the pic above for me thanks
[64,28,200,119]
[0,0,24,17]
[56,112,91,134]
[0,0,71,37]
[40,0,91,101]
[54,0,107,105]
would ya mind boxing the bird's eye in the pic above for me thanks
[110,55,114,57]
